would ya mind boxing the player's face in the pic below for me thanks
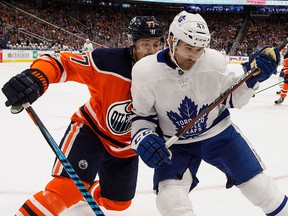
[134,38,162,62]
[174,40,204,70]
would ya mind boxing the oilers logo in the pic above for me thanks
[107,100,132,135]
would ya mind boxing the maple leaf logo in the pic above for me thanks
[167,96,208,139]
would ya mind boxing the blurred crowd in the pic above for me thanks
[0,0,287,56]
[235,15,287,56]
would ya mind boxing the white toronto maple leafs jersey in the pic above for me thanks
[131,48,256,144]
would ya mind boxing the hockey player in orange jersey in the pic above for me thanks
[275,56,288,104]
[2,16,164,215]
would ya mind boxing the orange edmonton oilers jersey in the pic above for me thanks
[283,58,288,75]
[31,48,136,158]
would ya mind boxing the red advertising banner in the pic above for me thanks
[0,50,2,62]
[246,0,266,5]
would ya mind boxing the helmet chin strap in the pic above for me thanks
[169,39,182,70]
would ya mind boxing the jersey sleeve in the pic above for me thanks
[30,52,96,85]
[131,60,158,137]
[221,67,256,109]
[205,50,255,109]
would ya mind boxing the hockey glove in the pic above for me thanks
[243,47,280,88]
[131,129,172,169]
[2,68,49,112]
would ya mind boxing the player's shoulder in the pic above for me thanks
[134,51,154,67]
[91,47,132,78]
[134,49,166,69]
[92,47,130,59]
[204,48,225,60]
[132,52,161,78]
[202,48,227,69]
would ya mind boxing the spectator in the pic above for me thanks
[82,38,93,52]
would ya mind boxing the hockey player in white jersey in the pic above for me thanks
[131,11,287,216]
[82,38,94,52]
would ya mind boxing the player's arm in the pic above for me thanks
[33,52,95,84]
[130,64,172,169]
[130,106,172,169]
[1,52,94,112]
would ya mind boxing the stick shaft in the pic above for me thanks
[23,103,105,216]
[254,80,284,95]
[166,37,288,148]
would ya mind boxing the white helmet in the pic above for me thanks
[169,11,210,48]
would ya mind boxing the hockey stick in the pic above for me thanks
[252,80,284,97]
[17,103,105,216]
[165,37,288,149]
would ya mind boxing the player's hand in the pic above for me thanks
[131,129,172,169]
[243,47,280,88]
[2,69,49,112]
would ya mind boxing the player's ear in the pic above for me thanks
[167,35,173,46]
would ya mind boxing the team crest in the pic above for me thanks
[167,96,208,138]
[107,100,132,135]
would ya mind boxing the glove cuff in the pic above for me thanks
[246,76,257,89]
[241,62,250,74]
[23,68,49,95]
[131,129,156,150]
